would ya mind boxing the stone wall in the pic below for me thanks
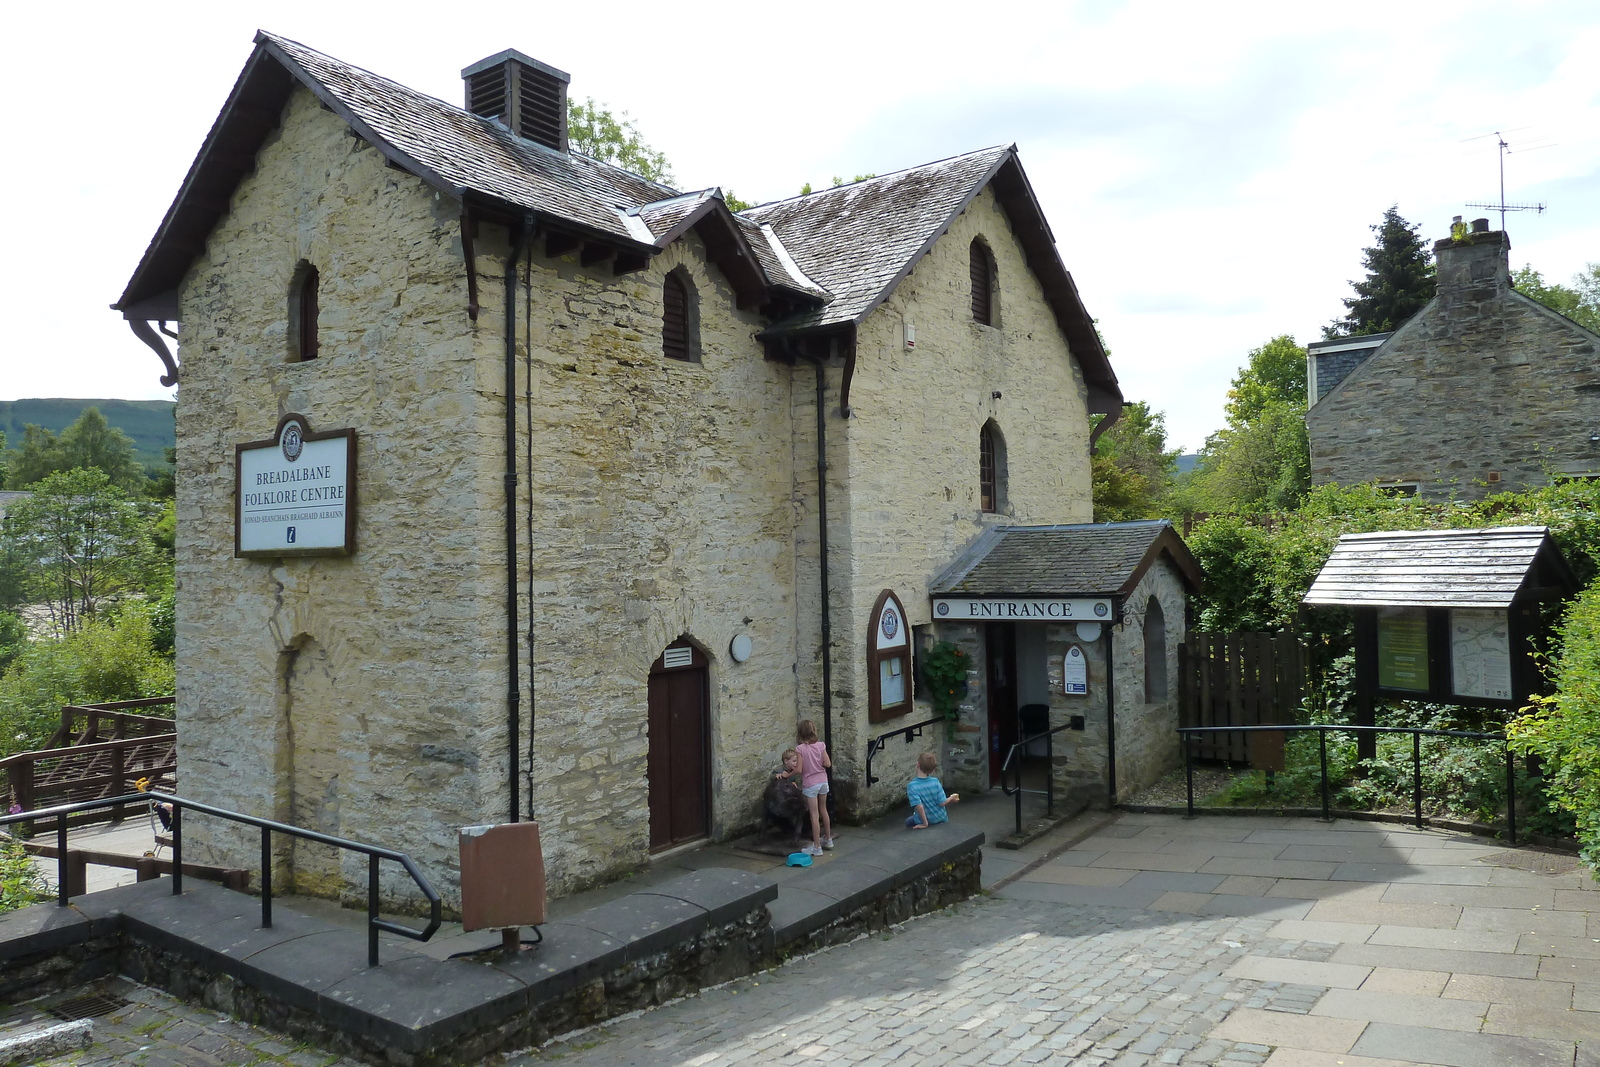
[174,88,499,906]
[1308,229,1600,500]
[172,87,1096,901]
[1110,559,1188,800]
[832,186,1095,820]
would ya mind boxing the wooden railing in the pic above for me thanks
[45,696,175,748]
[1178,633,1305,766]
[3,697,176,832]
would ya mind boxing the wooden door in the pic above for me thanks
[647,640,710,851]
[986,623,1018,787]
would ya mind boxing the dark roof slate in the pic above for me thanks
[742,148,1009,331]
[265,33,671,243]
[1302,526,1577,608]
[932,521,1201,599]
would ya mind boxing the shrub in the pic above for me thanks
[1508,584,1600,870]
[0,832,46,913]
[0,603,174,759]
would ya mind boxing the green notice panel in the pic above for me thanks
[1377,607,1430,691]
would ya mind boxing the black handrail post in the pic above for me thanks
[260,826,273,929]
[171,803,183,895]
[1184,731,1195,819]
[1412,731,1423,829]
[369,854,381,967]
[1505,745,1518,846]
[1046,729,1054,818]
[56,814,69,907]
[1318,729,1330,822]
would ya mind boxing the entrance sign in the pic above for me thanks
[1376,607,1429,691]
[933,597,1111,621]
[235,414,356,558]
[1450,608,1512,701]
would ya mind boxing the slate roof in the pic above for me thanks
[115,32,1119,415]
[743,149,1010,331]
[931,521,1202,599]
[1302,526,1577,609]
[268,33,675,244]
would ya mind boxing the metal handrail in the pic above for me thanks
[865,715,947,786]
[1177,724,1515,845]
[0,791,441,966]
[999,721,1079,836]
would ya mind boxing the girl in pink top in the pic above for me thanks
[795,719,833,855]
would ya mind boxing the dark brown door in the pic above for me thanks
[647,640,710,851]
[987,623,1018,787]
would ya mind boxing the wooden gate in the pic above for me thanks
[1178,633,1306,765]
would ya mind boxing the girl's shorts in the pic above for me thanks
[802,782,829,799]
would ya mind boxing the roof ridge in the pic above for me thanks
[741,144,1012,216]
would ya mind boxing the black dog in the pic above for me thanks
[763,774,808,850]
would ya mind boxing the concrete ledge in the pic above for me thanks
[0,836,985,1066]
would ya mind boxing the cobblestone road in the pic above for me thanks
[505,895,1298,1066]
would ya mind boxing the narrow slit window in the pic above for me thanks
[970,240,994,326]
[290,263,319,362]
[663,272,692,362]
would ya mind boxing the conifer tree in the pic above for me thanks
[1326,206,1436,338]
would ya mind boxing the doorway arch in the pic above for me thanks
[647,638,710,851]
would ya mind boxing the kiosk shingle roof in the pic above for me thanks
[1302,526,1574,609]
[932,521,1201,599]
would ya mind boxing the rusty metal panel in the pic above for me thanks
[459,822,546,932]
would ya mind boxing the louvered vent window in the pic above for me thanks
[663,273,691,362]
[970,240,994,326]
[466,67,508,122]
[980,424,997,512]
[462,52,569,151]
[517,67,565,148]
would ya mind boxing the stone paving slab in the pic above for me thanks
[1454,903,1580,935]
[1350,1020,1591,1066]
[1311,987,1489,1031]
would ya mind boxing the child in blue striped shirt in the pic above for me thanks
[906,752,959,829]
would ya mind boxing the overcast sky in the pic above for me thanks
[3,0,1596,451]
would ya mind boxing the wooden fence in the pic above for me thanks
[2,697,176,832]
[1178,633,1306,766]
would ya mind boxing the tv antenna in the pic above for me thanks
[1463,131,1547,230]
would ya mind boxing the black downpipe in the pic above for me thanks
[1104,605,1118,807]
[798,350,834,759]
[504,221,531,823]
[523,236,537,821]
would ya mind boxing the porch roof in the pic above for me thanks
[930,520,1202,600]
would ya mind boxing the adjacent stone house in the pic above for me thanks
[1307,220,1600,499]
[113,33,1189,905]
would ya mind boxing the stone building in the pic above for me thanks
[1307,220,1600,500]
[113,33,1189,905]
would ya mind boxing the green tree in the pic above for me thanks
[1091,401,1177,521]
[1514,263,1600,333]
[566,97,673,184]
[4,468,146,633]
[5,407,143,492]
[1326,206,1436,338]
[1182,336,1311,515]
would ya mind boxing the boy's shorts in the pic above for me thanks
[905,814,924,829]
[802,782,829,799]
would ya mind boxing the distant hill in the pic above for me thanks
[0,399,175,472]
[1175,453,1199,474]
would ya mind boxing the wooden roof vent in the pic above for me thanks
[462,50,570,152]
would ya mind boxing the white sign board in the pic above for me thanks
[932,598,1112,622]
[235,415,356,558]
[1062,644,1088,695]
[1450,608,1513,702]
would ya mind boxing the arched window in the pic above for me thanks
[969,239,995,326]
[1143,596,1167,703]
[288,262,319,361]
[662,269,699,362]
[980,421,1007,513]
[868,590,912,723]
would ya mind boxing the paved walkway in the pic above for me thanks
[9,809,1599,1066]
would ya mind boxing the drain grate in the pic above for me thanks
[1477,849,1580,875]
[46,993,127,1021]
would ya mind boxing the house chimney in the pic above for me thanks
[1433,223,1511,303]
[462,50,570,152]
